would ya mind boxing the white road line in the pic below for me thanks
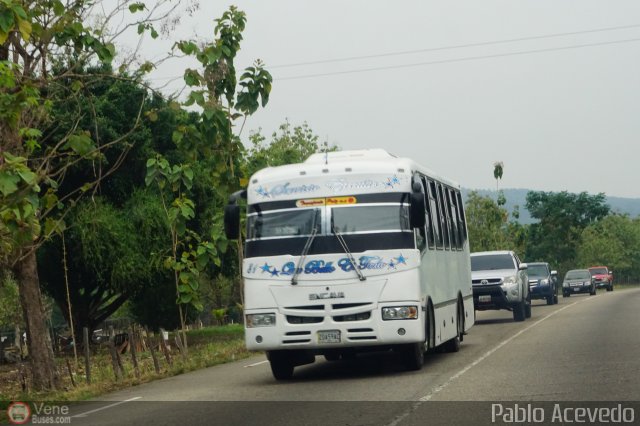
[386,298,591,426]
[244,360,269,368]
[71,396,142,418]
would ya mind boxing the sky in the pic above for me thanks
[113,1,640,198]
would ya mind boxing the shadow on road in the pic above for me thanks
[257,349,457,383]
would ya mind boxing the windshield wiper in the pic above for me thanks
[291,210,320,285]
[331,216,366,281]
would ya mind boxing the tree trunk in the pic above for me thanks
[13,250,59,391]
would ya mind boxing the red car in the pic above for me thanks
[588,266,614,292]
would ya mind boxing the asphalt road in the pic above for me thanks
[62,287,640,426]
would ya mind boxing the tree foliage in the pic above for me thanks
[145,6,272,347]
[245,121,331,177]
[0,271,22,330]
[525,191,610,273]
[576,215,640,282]
[0,0,207,390]
[38,198,147,338]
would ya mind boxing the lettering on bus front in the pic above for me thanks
[247,254,409,277]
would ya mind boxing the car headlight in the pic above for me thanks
[246,313,276,328]
[502,275,518,286]
[563,282,569,287]
[584,281,591,286]
[382,306,418,320]
[540,279,549,285]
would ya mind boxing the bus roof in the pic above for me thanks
[250,149,461,189]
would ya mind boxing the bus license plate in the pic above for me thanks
[479,295,491,303]
[318,330,341,344]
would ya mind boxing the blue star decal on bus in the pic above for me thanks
[385,175,401,188]
[260,263,272,273]
[395,254,407,265]
[256,186,270,198]
[388,260,397,269]
[269,268,279,277]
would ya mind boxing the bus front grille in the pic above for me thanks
[286,315,323,324]
[333,312,371,322]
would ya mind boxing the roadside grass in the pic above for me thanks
[608,283,640,290]
[0,325,250,407]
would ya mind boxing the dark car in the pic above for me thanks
[562,269,596,297]
[527,262,558,305]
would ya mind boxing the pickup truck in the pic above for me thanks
[588,266,613,291]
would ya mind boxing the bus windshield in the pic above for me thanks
[247,209,319,240]
[331,205,410,234]
[244,202,415,257]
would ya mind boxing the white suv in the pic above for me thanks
[471,250,531,321]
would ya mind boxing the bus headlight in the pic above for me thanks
[382,306,418,320]
[246,313,276,328]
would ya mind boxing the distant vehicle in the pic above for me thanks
[527,262,558,305]
[224,149,475,379]
[562,269,596,297]
[588,266,614,292]
[471,251,531,322]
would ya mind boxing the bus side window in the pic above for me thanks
[421,176,435,249]
[428,179,443,249]
[437,183,451,250]
[456,191,468,245]
[447,188,460,250]
[412,180,427,253]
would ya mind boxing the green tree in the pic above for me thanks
[577,215,640,283]
[0,0,190,390]
[465,191,509,252]
[245,121,333,177]
[0,271,22,330]
[525,191,610,274]
[146,6,272,350]
[493,161,505,206]
[38,198,148,340]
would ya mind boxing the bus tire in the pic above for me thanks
[425,302,436,353]
[267,351,294,380]
[401,342,424,371]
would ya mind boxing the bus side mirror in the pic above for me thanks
[410,191,426,229]
[224,204,240,240]
[224,189,246,240]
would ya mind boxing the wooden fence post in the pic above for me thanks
[129,325,140,379]
[145,328,161,374]
[160,329,172,367]
[108,327,123,381]
[65,358,76,387]
[83,327,91,385]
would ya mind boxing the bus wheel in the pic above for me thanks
[267,351,294,380]
[401,342,424,371]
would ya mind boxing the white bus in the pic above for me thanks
[224,149,474,380]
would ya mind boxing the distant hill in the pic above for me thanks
[461,188,640,225]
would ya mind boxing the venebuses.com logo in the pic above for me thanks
[7,401,31,425]
[6,401,71,424]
